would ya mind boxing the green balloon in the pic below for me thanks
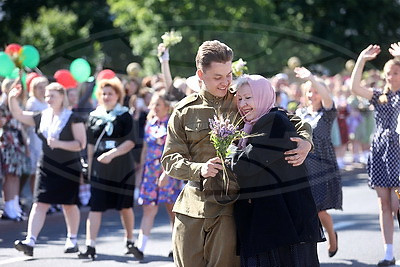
[0,52,16,77]
[21,72,27,90]
[6,68,27,89]
[21,45,40,68]
[70,58,91,82]
[8,68,20,79]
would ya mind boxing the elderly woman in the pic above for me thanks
[9,82,86,256]
[231,75,323,267]
[78,77,141,260]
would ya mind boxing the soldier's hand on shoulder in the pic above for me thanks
[284,137,312,166]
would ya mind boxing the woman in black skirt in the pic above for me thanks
[9,82,86,256]
[78,77,142,260]
[230,75,323,267]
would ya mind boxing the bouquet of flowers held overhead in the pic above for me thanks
[232,58,248,78]
[158,30,183,57]
[209,112,262,197]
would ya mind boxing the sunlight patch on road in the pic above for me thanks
[0,256,32,265]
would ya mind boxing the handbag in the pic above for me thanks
[80,156,89,183]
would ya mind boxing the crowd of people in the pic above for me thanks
[1,38,400,267]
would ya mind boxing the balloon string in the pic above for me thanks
[33,67,43,75]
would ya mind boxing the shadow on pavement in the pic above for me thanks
[321,259,377,266]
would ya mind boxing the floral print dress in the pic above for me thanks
[0,97,30,177]
[138,115,182,205]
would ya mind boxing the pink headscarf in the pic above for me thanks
[237,75,276,147]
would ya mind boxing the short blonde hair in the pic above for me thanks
[46,82,69,108]
[1,78,16,94]
[146,91,172,121]
[96,77,125,105]
[29,76,49,97]
[380,59,400,104]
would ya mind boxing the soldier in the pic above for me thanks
[161,40,313,266]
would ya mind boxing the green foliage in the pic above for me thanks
[106,0,400,75]
[20,7,90,54]
[0,0,116,74]
[2,0,400,76]
[106,0,323,76]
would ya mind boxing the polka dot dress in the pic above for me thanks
[297,106,343,211]
[367,88,400,188]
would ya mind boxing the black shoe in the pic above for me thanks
[64,244,79,253]
[1,211,24,222]
[126,241,144,260]
[377,258,396,266]
[14,240,33,256]
[47,206,57,215]
[328,232,338,258]
[168,250,173,258]
[78,246,96,260]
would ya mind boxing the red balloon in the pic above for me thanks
[54,69,77,89]
[5,43,22,56]
[26,72,41,91]
[96,69,116,82]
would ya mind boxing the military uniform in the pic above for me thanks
[161,89,312,267]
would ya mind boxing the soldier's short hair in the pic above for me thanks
[195,40,233,71]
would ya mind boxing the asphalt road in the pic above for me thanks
[1,162,400,266]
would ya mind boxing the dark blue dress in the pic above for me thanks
[297,106,342,211]
[367,88,400,188]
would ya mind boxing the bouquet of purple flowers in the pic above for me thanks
[209,113,261,194]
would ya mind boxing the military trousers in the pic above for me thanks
[173,213,240,267]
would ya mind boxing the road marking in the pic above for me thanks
[0,256,32,265]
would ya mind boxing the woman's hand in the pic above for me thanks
[389,42,400,58]
[47,137,60,150]
[359,44,381,62]
[97,151,114,164]
[8,83,22,99]
[158,43,169,62]
[157,172,169,187]
[284,137,312,166]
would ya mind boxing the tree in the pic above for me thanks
[280,0,400,69]
[2,0,400,76]
[107,0,315,76]
[0,1,118,75]
[108,0,400,76]
[20,7,90,53]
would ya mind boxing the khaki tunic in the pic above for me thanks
[161,88,313,219]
